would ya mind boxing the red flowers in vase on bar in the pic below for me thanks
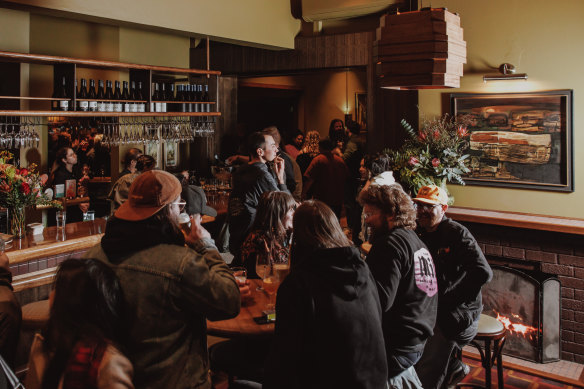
[0,151,60,236]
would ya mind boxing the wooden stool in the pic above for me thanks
[16,299,50,369]
[458,314,507,389]
[21,299,50,331]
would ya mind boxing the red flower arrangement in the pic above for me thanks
[0,151,58,236]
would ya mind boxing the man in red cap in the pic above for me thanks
[413,185,492,389]
[85,170,240,389]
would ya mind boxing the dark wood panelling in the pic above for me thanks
[192,27,419,155]
[188,76,237,175]
[191,32,375,75]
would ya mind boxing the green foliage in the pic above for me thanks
[385,114,472,195]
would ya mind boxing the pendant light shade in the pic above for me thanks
[374,8,467,89]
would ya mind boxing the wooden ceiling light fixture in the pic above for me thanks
[373,8,466,89]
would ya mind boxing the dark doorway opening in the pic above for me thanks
[237,83,301,141]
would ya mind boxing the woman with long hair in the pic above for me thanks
[263,200,388,389]
[328,118,346,149]
[25,258,133,389]
[240,190,296,278]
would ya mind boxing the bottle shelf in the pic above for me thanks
[153,101,216,104]
[0,96,69,101]
[76,99,147,103]
[0,50,221,76]
[0,110,221,117]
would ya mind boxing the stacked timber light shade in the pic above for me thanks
[374,8,466,89]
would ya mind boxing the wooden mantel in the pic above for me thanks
[447,206,584,236]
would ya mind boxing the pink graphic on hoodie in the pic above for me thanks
[413,248,438,297]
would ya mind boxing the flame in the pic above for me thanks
[495,311,538,340]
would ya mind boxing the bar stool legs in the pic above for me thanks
[457,314,507,389]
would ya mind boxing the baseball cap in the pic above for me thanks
[181,185,218,217]
[115,170,182,221]
[413,185,449,206]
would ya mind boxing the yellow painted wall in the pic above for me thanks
[118,27,189,68]
[0,8,30,52]
[244,69,367,137]
[417,0,584,218]
[3,0,300,49]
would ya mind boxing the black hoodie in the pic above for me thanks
[263,246,387,389]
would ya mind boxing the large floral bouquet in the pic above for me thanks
[0,151,61,236]
[385,114,472,196]
[0,151,46,209]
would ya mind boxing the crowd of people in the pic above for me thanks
[0,118,493,389]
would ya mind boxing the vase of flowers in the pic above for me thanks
[0,151,49,238]
[385,114,472,201]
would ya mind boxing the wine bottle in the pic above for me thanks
[153,83,162,113]
[53,76,69,111]
[176,85,184,113]
[88,79,98,112]
[122,81,130,112]
[77,78,89,111]
[184,84,192,113]
[160,83,167,113]
[202,84,210,112]
[168,83,175,113]
[129,81,138,113]
[137,82,145,112]
[150,83,156,112]
[195,85,203,112]
[105,80,114,112]
[113,80,123,112]
[97,80,106,112]
[191,84,197,113]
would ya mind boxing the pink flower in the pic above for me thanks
[433,129,440,139]
[418,131,427,141]
[19,168,28,176]
[409,156,419,166]
[457,125,468,137]
[432,158,441,167]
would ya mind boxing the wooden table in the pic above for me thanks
[207,279,275,338]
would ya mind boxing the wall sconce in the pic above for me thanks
[483,63,528,82]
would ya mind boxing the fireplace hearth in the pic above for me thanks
[481,264,560,363]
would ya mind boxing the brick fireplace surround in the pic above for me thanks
[447,207,584,364]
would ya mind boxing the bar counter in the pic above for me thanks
[6,219,106,303]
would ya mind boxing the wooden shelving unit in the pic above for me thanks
[0,50,221,117]
[0,110,221,117]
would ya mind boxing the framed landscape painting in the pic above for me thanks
[450,90,573,192]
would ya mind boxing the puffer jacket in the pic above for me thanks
[85,237,240,389]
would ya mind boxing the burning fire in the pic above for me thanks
[495,312,538,339]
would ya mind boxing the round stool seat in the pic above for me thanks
[21,299,50,330]
[476,314,505,337]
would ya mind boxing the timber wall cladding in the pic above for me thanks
[191,32,374,75]
[461,221,584,363]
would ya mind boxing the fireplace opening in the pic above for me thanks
[481,264,560,363]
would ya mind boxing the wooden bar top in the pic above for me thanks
[6,218,106,265]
